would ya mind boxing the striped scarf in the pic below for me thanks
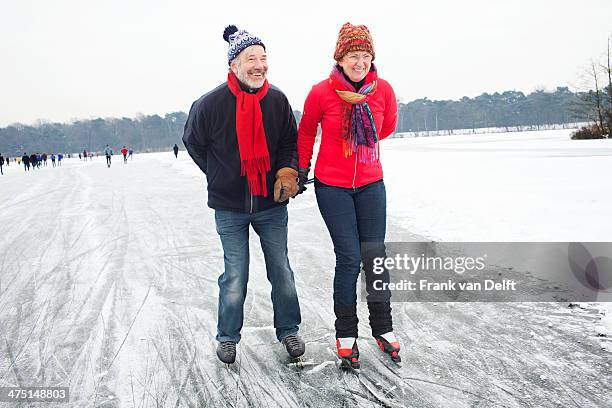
[329,64,379,164]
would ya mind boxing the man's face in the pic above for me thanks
[231,45,268,89]
[338,51,372,83]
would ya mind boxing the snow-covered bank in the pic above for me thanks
[383,129,612,242]
[393,121,590,138]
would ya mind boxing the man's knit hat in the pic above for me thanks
[333,22,375,61]
[223,25,265,65]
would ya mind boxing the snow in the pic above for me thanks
[383,129,612,242]
[0,130,611,407]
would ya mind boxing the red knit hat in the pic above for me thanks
[333,22,375,61]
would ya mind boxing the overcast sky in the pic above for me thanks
[1,0,611,126]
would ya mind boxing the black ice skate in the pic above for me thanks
[216,341,236,364]
[282,335,305,359]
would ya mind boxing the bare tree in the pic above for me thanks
[606,36,612,135]
[590,61,606,135]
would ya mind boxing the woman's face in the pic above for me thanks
[338,51,373,83]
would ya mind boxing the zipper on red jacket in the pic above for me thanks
[351,154,358,190]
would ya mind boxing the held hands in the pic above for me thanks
[274,167,299,202]
[297,168,310,195]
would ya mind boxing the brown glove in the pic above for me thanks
[274,167,299,202]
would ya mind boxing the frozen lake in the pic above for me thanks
[0,130,610,407]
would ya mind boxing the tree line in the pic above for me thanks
[0,112,188,156]
[396,87,598,133]
[0,86,604,155]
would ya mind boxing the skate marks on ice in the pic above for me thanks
[0,154,610,407]
[388,302,610,408]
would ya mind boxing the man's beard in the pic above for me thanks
[236,68,266,89]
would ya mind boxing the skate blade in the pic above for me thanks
[219,358,236,367]
[339,358,360,371]
[288,357,304,369]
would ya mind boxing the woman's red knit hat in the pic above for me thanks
[333,22,375,61]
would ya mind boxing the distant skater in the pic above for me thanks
[104,145,113,168]
[51,154,56,167]
[58,153,63,166]
[128,149,133,160]
[0,154,4,175]
[173,144,179,158]
[121,146,128,163]
[22,154,30,171]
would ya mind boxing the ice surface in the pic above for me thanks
[0,131,610,407]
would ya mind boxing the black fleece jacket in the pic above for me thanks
[183,81,298,213]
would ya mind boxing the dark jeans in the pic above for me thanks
[315,178,393,338]
[214,205,301,343]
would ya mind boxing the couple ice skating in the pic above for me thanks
[183,23,400,369]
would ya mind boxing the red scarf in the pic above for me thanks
[227,72,271,197]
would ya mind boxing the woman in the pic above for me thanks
[297,22,400,369]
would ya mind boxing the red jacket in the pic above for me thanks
[298,77,397,188]
[121,148,128,155]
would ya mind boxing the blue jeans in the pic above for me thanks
[214,205,301,343]
[315,178,392,337]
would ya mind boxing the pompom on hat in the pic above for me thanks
[333,22,375,62]
[223,25,265,65]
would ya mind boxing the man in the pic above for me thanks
[173,144,179,158]
[104,145,113,168]
[183,25,304,365]
[0,153,4,175]
[120,146,128,163]
[22,153,30,171]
